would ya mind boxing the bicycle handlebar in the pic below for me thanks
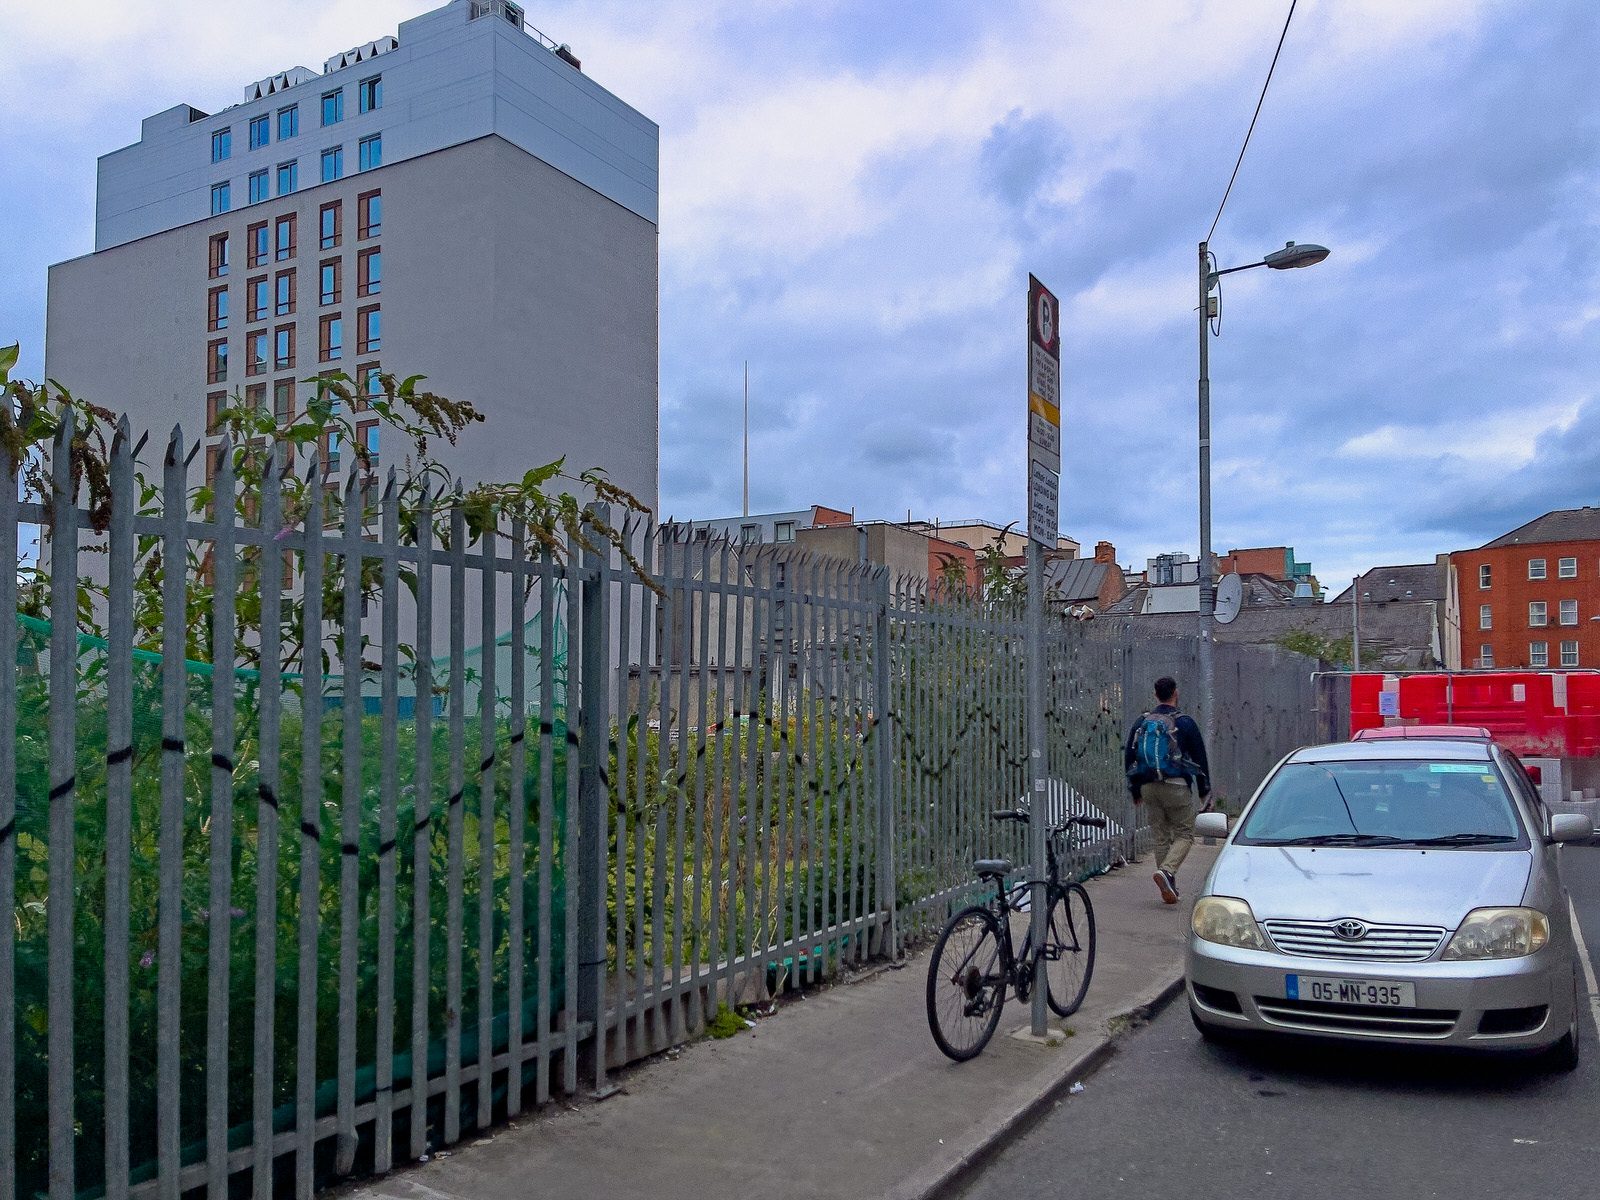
[990,809,1108,831]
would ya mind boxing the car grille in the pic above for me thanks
[1261,918,1446,962]
[1254,996,1458,1039]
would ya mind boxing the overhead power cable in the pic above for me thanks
[1206,0,1299,243]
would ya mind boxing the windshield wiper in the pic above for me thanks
[1391,833,1517,847]
[1253,833,1407,847]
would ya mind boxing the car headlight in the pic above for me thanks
[1191,896,1269,951]
[1441,907,1550,961]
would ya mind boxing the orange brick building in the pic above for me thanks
[1447,508,1600,670]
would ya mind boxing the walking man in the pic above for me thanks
[1124,676,1211,905]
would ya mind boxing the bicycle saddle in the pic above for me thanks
[973,858,1012,878]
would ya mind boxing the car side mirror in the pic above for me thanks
[1195,811,1229,839]
[1550,813,1592,844]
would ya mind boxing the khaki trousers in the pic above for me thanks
[1139,779,1196,876]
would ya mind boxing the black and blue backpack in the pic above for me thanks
[1130,710,1188,781]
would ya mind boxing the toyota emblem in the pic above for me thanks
[1333,919,1368,941]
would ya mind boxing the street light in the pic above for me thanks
[1196,238,1329,767]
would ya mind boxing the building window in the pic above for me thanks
[320,259,342,306]
[359,75,383,113]
[319,201,342,249]
[1558,556,1577,578]
[321,89,344,126]
[741,524,760,545]
[1478,564,1491,589]
[274,325,295,370]
[1528,557,1547,580]
[1478,604,1492,631]
[208,232,230,278]
[1560,599,1579,626]
[248,115,270,151]
[246,329,268,376]
[358,134,383,172]
[273,379,295,423]
[357,247,381,296]
[211,128,231,162]
[1529,601,1548,627]
[248,169,269,204]
[273,270,295,316]
[246,222,267,267]
[320,314,343,362]
[277,105,299,141]
[358,420,380,466]
[775,521,795,543]
[210,181,231,215]
[1478,645,1495,669]
[274,214,296,261]
[357,362,382,408]
[357,306,380,353]
[246,275,268,322]
[206,391,226,434]
[324,429,342,473]
[358,190,381,238]
[245,382,267,417]
[1561,640,1580,668]
[207,338,228,384]
[321,145,344,183]
[1530,641,1549,669]
[207,286,229,332]
[276,160,298,196]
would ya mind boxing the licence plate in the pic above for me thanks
[1285,974,1415,1008]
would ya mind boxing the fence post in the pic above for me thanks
[871,567,898,958]
[576,505,613,1095]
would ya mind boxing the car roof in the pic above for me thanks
[1289,738,1495,763]
[1350,724,1493,742]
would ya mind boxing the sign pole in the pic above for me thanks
[1025,275,1061,1039]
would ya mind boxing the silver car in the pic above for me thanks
[1186,737,1590,1069]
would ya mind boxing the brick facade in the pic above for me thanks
[1450,540,1600,669]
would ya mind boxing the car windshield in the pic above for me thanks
[1236,758,1525,848]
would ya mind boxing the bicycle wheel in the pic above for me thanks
[926,906,1008,1061]
[1044,883,1096,1018]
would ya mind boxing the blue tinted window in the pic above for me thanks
[321,89,344,126]
[321,146,343,183]
[359,76,383,113]
[277,161,298,195]
[210,181,231,214]
[358,134,382,172]
[248,170,268,204]
[277,105,299,140]
[211,128,231,162]
[248,115,270,151]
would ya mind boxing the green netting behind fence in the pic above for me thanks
[9,613,570,1199]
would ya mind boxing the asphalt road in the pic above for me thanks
[957,842,1600,1200]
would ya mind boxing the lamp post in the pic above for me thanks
[1197,239,1328,769]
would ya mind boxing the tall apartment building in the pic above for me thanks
[45,0,659,512]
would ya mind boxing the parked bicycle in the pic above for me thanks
[926,809,1102,1061]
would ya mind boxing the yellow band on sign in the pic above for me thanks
[1028,392,1060,426]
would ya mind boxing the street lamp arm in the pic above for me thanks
[1210,259,1268,282]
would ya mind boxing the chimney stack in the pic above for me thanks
[1094,540,1116,564]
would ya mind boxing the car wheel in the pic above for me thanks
[1190,1005,1233,1045]
[1544,983,1581,1074]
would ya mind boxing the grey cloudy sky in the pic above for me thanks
[4,0,1597,587]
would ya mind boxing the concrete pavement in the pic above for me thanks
[343,846,1216,1200]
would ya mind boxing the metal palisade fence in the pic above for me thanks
[3,416,1337,1200]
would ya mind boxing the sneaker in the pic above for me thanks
[1154,870,1178,905]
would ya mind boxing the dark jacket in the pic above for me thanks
[1124,704,1211,797]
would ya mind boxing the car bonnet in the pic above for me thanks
[1207,843,1534,929]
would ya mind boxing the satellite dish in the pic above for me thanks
[1215,573,1243,624]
